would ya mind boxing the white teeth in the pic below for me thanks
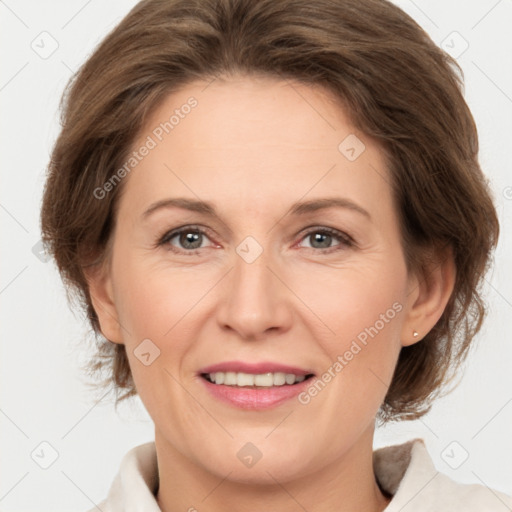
[224,371,237,385]
[237,373,255,386]
[273,372,286,386]
[285,373,296,385]
[254,373,274,387]
[208,371,308,387]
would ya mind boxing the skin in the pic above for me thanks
[87,75,455,512]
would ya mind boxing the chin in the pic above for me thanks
[194,436,320,485]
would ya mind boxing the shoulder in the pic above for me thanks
[85,442,160,512]
[374,438,511,511]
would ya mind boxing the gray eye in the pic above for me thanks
[308,232,334,249]
[176,231,204,250]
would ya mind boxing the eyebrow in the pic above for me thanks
[142,197,371,221]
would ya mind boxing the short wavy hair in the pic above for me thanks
[40,0,499,421]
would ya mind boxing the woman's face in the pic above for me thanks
[95,75,422,483]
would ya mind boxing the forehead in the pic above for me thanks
[142,75,357,152]
[119,75,394,225]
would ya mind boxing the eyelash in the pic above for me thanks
[155,224,355,255]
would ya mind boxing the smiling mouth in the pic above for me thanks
[201,371,315,388]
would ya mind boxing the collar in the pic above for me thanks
[95,438,510,511]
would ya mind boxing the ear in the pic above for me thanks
[84,260,124,344]
[400,245,456,346]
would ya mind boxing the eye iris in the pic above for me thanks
[172,230,339,251]
[180,231,202,249]
[310,232,332,249]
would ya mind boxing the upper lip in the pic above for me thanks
[199,361,314,376]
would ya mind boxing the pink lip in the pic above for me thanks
[199,375,313,410]
[198,360,315,410]
[198,360,312,376]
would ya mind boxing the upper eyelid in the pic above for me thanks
[160,224,353,249]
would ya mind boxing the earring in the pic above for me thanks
[413,330,419,338]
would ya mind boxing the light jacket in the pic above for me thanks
[89,438,511,511]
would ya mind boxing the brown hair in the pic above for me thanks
[40,0,499,421]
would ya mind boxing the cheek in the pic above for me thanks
[294,286,404,458]
[114,242,407,367]
[292,257,406,410]
[291,255,406,351]
[113,254,210,344]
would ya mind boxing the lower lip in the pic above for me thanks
[200,376,313,410]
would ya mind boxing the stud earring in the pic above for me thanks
[413,330,419,338]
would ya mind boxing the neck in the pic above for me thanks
[155,424,391,512]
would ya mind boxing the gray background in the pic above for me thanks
[1,0,511,510]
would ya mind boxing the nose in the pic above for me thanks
[216,242,293,341]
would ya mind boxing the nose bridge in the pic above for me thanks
[234,235,272,293]
[217,234,291,339]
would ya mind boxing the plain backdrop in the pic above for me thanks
[1,0,511,510]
